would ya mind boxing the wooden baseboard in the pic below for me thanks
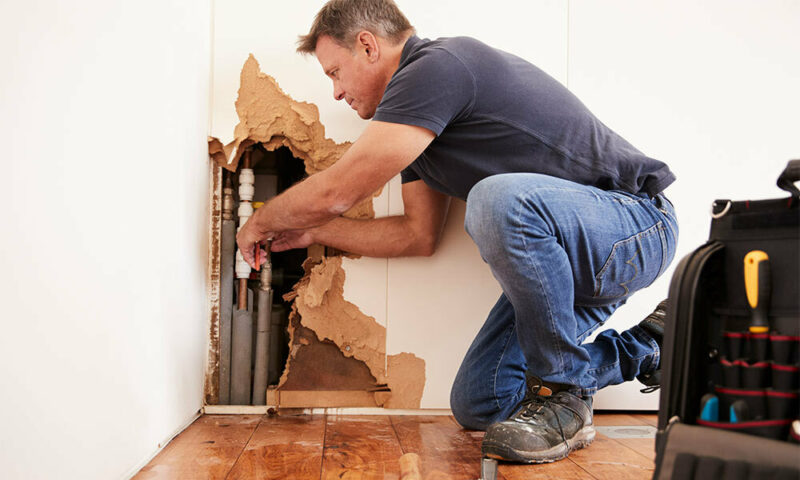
[269,389,378,408]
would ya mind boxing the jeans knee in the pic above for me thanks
[450,382,491,431]
[450,369,524,431]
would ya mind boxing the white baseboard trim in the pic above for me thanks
[202,405,453,416]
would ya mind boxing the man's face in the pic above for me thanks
[315,34,387,120]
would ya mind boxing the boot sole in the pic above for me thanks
[482,424,596,464]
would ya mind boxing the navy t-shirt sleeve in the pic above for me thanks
[373,48,476,136]
[374,48,476,185]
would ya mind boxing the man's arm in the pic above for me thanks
[271,179,450,257]
[237,121,435,267]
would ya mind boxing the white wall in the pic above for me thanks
[571,0,800,409]
[211,1,799,409]
[0,1,212,479]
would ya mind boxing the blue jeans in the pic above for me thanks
[450,173,678,430]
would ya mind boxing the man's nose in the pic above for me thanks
[333,82,345,101]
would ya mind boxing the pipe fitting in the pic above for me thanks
[235,250,251,279]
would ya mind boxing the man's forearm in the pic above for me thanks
[311,216,434,258]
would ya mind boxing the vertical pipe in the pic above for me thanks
[231,150,255,404]
[268,304,285,385]
[230,288,254,405]
[218,177,236,404]
[252,242,272,405]
[235,151,254,310]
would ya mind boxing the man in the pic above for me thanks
[237,0,677,464]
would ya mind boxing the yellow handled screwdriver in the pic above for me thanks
[744,250,771,334]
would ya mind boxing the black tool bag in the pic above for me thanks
[653,160,800,480]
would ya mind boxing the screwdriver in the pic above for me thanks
[744,251,771,334]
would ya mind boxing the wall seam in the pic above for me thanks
[208,0,216,134]
[566,0,571,88]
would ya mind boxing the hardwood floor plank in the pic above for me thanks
[390,415,484,479]
[225,414,326,480]
[322,415,404,480]
[133,415,262,480]
[592,414,650,426]
[568,433,654,480]
[631,414,658,427]
[615,438,655,461]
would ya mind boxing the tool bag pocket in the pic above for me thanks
[695,418,794,442]
[654,423,800,480]
[715,386,799,421]
[670,450,799,479]
[773,363,800,390]
[771,334,800,365]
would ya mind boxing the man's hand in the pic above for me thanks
[236,214,271,269]
[271,228,316,253]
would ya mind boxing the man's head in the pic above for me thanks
[297,0,414,119]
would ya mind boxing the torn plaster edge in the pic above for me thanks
[202,405,453,416]
[290,256,389,385]
[340,254,389,329]
[203,162,223,405]
[123,408,203,479]
[339,256,390,381]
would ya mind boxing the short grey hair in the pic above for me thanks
[297,0,415,54]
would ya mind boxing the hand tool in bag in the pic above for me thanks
[744,250,771,334]
[700,393,719,422]
[729,400,750,423]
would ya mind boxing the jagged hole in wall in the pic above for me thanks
[207,55,425,409]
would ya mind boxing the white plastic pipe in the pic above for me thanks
[235,168,255,282]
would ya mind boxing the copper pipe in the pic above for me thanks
[238,278,248,310]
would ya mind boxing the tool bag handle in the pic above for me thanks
[777,159,800,198]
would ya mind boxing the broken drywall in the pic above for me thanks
[283,257,426,409]
[207,55,425,409]
[296,256,387,382]
[206,55,374,221]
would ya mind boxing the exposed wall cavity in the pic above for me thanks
[207,55,425,409]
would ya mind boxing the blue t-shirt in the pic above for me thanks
[372,36,675,200]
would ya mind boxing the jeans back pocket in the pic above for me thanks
[594,222,667,300]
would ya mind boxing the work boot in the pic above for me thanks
[636,299,668,393]
[481,376,594,464]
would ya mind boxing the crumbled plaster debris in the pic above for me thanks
[208,55,425,408]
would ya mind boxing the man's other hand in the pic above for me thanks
[271,229,316,253]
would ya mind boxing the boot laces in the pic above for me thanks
[517,393,569,447]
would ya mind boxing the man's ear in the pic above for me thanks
[356,31,380,62]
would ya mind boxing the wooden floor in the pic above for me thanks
[133,412,658,479]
